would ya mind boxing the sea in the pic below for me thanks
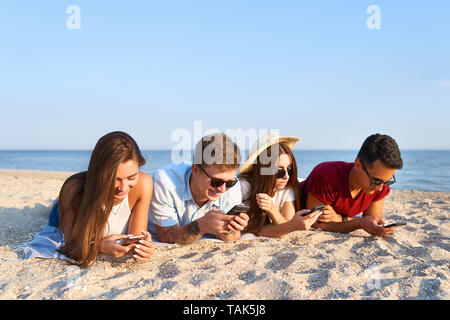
[0,150,449,192]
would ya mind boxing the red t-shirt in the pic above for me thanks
[300,161,390,217]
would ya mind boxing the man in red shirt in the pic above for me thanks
[300,134,403,236]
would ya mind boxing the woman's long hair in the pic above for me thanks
[58,131,145,267]
[240,143,301,235]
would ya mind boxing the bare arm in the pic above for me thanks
[308,193,394,236]
[154,221,203,245]
[363,198,384,217]
[307,193,362,234]
[58,178,83,243]
[127,172,153,235]
[155,210,244,244]
[256,194,295,224]
[216,213,249,241]
[257,209,322,238]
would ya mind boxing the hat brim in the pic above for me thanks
[239,136,300,174]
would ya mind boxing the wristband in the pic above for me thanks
[341,214,348,222]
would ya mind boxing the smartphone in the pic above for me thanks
[125,234,146,243]
[302,204,326,216]
[384,222,407,228]
[227,204,250,215]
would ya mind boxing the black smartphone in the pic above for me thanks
[384,222,407,228]
[226,204,250,215]
[302,204,326,216]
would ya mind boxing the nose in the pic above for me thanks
[216,183,227,193]
[376,183,384,192]
[118,181,128,192]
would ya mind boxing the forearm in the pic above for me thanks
[216,231,241,242]
[157,221,204,245]
[313,218,362,234]
[266,209,288,225]
[257,220,296,238]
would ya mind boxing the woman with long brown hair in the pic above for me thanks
[239,133,322,238]
[35,131,155,267]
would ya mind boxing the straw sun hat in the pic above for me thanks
[239,132,300,174]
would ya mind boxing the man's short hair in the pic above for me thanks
[193,133,241,170]
[357,134,403,169]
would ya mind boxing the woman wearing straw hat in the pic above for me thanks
[239,132,322,238]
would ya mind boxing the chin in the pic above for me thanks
[363,189,376,195]
[114,191,128,200]
[207,189,221,201]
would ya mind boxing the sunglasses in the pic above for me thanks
[276,167,293,179]
[361,161,396,186]
[198,165,238,188]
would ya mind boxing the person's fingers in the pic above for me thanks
[141,230,152,241]
[232,216,246,226]
[238,213,249,221]
[229,220,244,231]
[108,234,129,241]
[373,225,387,236]
[223,216,237,223]
[296,209,310,217]
[382,226,395,236]
[138,239,156,249]
[124,243,137,252]
[133,253,149,262]
[135,245,154,257]
[309,211,323,223]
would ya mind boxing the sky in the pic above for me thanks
[0,1,449,150]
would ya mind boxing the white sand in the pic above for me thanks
[0,169,449,300]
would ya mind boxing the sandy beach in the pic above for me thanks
[0,169,448,300]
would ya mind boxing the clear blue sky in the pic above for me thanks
[1,1,449,150]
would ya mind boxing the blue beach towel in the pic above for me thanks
[22,200,69,259]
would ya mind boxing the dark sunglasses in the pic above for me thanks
[198,165,238,188]
[361,161,396,186]
[276,167,293,179]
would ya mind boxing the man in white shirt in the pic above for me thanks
[150,133,249,244]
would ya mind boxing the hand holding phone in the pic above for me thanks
[124,234,146,244]
[384,222,407,228]
[302,204,326,216]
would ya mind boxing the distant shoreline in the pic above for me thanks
[1,169,449,194]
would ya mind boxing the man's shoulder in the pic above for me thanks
[152,163,192,201]
[153,163,191,184]
[311,161,353,179]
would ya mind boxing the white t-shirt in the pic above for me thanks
[240,180,296,211]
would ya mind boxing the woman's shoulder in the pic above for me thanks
[130,172,153,196]
[138,171,153,186]
[60,173,85,197]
